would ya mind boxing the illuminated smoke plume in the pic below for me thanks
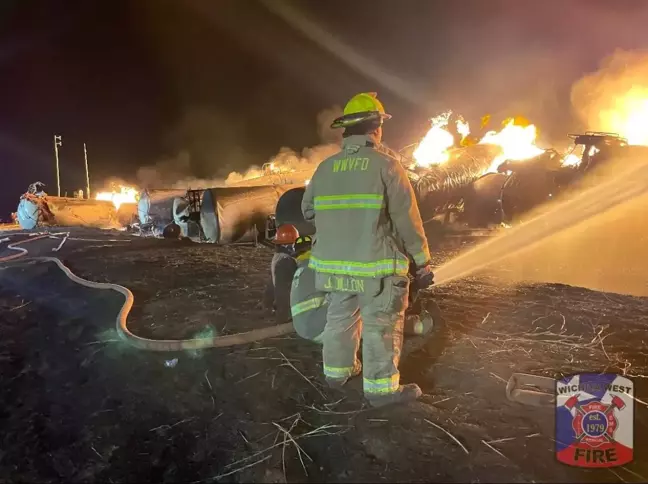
[571,49,648,146]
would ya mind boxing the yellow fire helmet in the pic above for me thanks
[331,92,392,129]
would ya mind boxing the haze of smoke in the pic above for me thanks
[133,107,250,189]
[135,151,228,189]
[135,106,343,189]
[571,49,648,143]
[224,105,343,184]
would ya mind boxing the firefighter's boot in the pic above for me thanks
[325,361,362,389]
[366,383,423,408]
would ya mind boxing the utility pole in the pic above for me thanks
[53,135,62,196]
[83,142,91,199]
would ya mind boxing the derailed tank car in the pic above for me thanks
[274,187,316,237]
[498,150,565,224]
[498,132,648,223]
[137,189,187,229]
[16,192,118,230]
[267,144,508,234]
[200,185,295,244]
[408,144,506,227]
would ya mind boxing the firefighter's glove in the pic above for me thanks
[415,264,434,289]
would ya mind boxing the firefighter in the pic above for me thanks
[302,92,434,407]
[290,235,328,342]
[291,239,436,344]
[263,224,300,323]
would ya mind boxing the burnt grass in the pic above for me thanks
[0,230,647,483]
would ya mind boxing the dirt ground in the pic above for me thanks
[0,227,646,483]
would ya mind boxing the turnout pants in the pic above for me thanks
[322,275,410,396]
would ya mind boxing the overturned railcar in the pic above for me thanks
[200,185,295,244]
[16,195,118,230]
[274,187,316,237]
[461,172,508,227]
[411,144,505,226]
[498,133,648,223]
[267,144,507,231]
[498,150,564,223]
[137,189,187,228]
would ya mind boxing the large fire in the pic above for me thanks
[479,120,545,173]
[412,113,546,173]
[412,112,456,167]
[409,110,644,173]
[597,88,648,146]
[95,185,139,210]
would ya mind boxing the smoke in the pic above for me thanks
[221,105,343,185]
[133,107,250,189]
[134,105,343,189]
[571,49,648,145]
[135,151,228,189]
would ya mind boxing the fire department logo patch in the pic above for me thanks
[555,373,634,468]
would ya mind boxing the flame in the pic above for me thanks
[96,185,139,210]
[562,154,581,167]
[456,118,470,141]
[561,145,600,168]
[597,87,648,146]
[478,120,545,173]
[412,111,455,167]
[412,113,544,173]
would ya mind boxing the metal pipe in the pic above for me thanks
[53,135,62,197]
[83,143,91,199]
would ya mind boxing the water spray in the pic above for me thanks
[434,154,648,286]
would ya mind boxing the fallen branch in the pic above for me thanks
[9,300,31,311]
[203,454,271,482]
[481,439,507,460]
[277,350,326,399]
[424,419,469,455]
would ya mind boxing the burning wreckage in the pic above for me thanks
[13,114,646,242]
[400,113,648,228]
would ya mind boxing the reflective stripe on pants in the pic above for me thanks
[323,276,409,395]
[291,296,326,317]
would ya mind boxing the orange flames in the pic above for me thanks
[95,185,139,210]
[410,111,639,173]
[413,113,545,173]
[412,112,455,167]
[479,120,545,173]
[585,86,648,147]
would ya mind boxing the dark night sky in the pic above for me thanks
[2,0,648,217]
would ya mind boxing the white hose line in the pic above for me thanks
[0,235,295,351]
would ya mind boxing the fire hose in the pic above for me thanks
[4,234,552,408]
[0,234,294,351]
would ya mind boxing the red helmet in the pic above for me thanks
[273,224,299,245]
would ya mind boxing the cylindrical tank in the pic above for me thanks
[413,144,504,219]
[16,195,117,230]
[498,151,564,223]
[200,185,295,244]
[116,202,138,226]
[461,173,507,227]
[500,168,560,223]
[171,196,200,239]
[137,189,187,226]
[16,197,43,229]
[274,187,315,237]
